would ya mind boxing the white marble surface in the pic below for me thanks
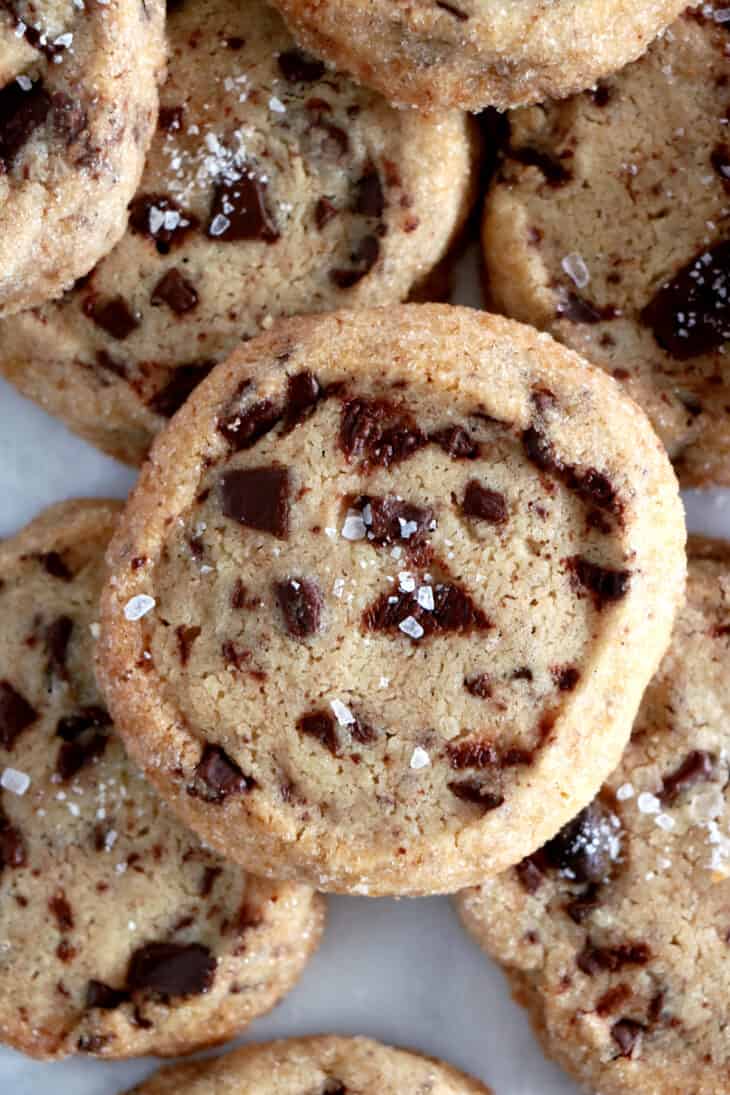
[0,251,726,1095]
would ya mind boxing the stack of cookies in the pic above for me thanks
[3,0,730,1089]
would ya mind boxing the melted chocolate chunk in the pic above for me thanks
[0,78,51,169]
[507,145,571,187]
[283,370,323,432]
[461,480,508,524]
[56,706,111,740]
[56,733,108,781]
[566,467,620,514]
[220,466,290,539]
[276,577,323,638]
[353,166,385,218]
[543,802,618,883]
[516,854,545,894]
[147,359,214,418]
[564,883,600,924]
[660,750,715,803]
[128,193,199,254]
[82,296,139,340]
[463,674,492,699]
[85,980,130,1010]
[151,268,198,314]
[49,892,74,932]
[277,48,326,82]
[330,235,380,288]
[218,396,281,450]
[176,624,201,666]
[158,105,184,132]
[0,682,37,749]
[429,426,480,459]
[447,780,504,811]
[200,865,222,897]
[570,556,630,609]
[298,710,340,756]
[127,942,215,996]
[447,738,497,767]
[611,1019,644,1058]
[435,0,469,17]
[315,197,337,229]
[190,745,255,802]
[207,177,279,243]
[551,665,580,691]
[522,426,558,473]
[577,940,650,976]
[339,398,426,469]
[360,495,434,547]
[46,615,73,676]
[557,292,618,325]
[39,551,72,580]
[641,241,730,358]
[0,809,26,868]
[363,580,491,639]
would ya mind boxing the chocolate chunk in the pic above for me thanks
[315,197,337,229]
[200,865,222,897]
[551,665,580,691]
[565,467,620,515]
[49,892,74,932]
[461,480,508,524]
[507,145,571,187]
[82,296,139,340]
[430,426,480,459]
[158,105,184,132]
[447,738,497,768]
[275,577,323,638]
[56,706,111,740]
[595,984,632,1016]
[339,398,426,469]
[361,495,434,547]
[127,942,216,996]
[557,292,618,324]
[522,426,558,473]
[283,370,323,432]
[218,395,281,450]
[52,92,87,144]
[46,615,73,676]
[298,710,340,756]
[660,750,715,803]
[0,811,26,868]
[447,780,504,811]
[277,48,326,82]
[207,177,279,243]
[435,0,468,17]
[611,1019,644,1058]
[543,802,618,883]
[39,551,72,580]
[0,78,51,169]
[641,240,730,358]
[220,466,290,539]
[364,580,491,638]
[330,235,380,288]
[590,83,613,107]
[323,1083,347,1095]
[353,166,385,218]
[128,193,199,254]
[56,733,108,781]
[151,268,198,314]
[148,361,215,418]
[190,744,255,802]
[85,980,129,1010]
[564,882,600,924]
[513,666,533,681]
[577,940,651,976]
[176,624,201,666]
[463,674,492,699]
[516,854,545,894]
[570,556,630,608]
[0,682,37,749]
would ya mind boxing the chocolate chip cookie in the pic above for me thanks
[458,535,730,1095]
[0,0,164,316]
[0,0,475,466]
[484,10,730,486]
[270,0,685,111]
[97,304,685,896]
[0,498,324,1059]
[126,1035,493,1093]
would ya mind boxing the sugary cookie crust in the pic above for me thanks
[98,304,685,896]
[0,499,324,1059]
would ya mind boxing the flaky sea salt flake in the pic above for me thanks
[1,768,30,795]
[124,594,155,621]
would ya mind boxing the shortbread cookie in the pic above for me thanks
[126,1035,493,1093]
[97,305,685,896]
[270,0,685,111]
[0,499,324,1060]
[458,536,730,1095]
[0,0,164,316]
[0,0,475,466]
[484,11,730,487]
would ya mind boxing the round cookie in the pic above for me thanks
[0,0,475,466]
[97,304,685,897]
[0,499,324,1060]
[458,536,730,1095]
[0,0,164,317]
[484,11,730,487]
[126,1035,493,1094]
[269,0,686,112]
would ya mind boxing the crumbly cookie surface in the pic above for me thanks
[270,0,686,111]
[0,0,474,465]
[459,536,730,1095]
[127,1034,493,1094]
[484,11,730,487]
[0,0,164,316]
[0,499,324,1060]
[98,305,685,896]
